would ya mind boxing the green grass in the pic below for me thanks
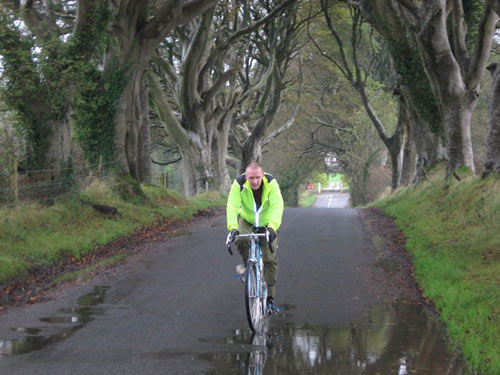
[328,173,344,182]
[298,190,316,207]
[374,166,500,375]
[0,179,225,285]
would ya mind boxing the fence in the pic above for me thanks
[0,156,119,206]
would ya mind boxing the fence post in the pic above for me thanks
[97,155,103,178]
[8,155,18,206]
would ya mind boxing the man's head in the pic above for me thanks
[245,162,264,190]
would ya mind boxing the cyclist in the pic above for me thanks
[226,161,284,310]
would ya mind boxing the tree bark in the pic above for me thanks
[398,91,417,185]
[395,0,497,177]
[483,63,500,177]
[110,0,217,183]
[216,108,235,194]
[359,0,496,179]
[149,71,213,197]
[43,117,73,174]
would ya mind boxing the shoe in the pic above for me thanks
[236,264,246,275]
[267,297,278,315]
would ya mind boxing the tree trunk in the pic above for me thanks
[443,98,475,176]
[179,135,212,197]
[240,68,283,173]
[399,95,417,185]
[399,85,445,182]
[483,63,500,177]
[109,0,217,183]
[215,109,235,194]
[113,58,152,182]
[44,117,73,176]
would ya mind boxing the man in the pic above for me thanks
[226,161,284,309]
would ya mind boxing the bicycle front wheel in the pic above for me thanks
[245,263,263,332]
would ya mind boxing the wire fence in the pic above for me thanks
[0,159,119,206]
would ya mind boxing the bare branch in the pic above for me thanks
[141,0,217,43]
[202,68,238,109]
[152,51,179,86]
[200,0,296,79]
[151,156,182,165]
[322,0,354,81]
[468,3,498,88]
[148,70,188,145]
[451,0,468,67]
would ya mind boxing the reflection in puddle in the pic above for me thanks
[0,286,109,356]
[202,303,464,375]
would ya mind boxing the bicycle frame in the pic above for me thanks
[226,230,269,332]
[246,234,266,304]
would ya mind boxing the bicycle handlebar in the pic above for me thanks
[234,233,267,238]
[225,230,274,255]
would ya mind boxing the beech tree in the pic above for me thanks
[482,0,500,176]
[309,0,407,189]
[360,0,498,178]
[0,0,216,182]
[299,42,392,204]
[231,0,304,172]
[0,0,106,171]
[104,0,217,182]
[227,2,304,177]
[150,0,297,196]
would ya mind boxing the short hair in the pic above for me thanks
[246,161,263,172]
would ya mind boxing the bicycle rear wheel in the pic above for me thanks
[245,263,263,332]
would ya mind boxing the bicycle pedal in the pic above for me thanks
[267,305,279,315]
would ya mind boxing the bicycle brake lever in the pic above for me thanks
[226,244,233,255]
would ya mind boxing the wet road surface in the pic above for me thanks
[0,208,462,374]
[313,192,350,208]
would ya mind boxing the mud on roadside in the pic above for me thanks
[359,207,437,308]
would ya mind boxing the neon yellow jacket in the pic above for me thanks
[226,173,284,231]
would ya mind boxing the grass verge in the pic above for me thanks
[298,190,317,207]
[374,167,499,375]
[0,178,225,285]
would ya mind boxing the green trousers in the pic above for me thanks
[235,218,279,298]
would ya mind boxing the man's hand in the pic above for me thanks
[267,227,276,243]
[229,229,239,243]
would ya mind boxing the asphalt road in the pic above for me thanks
[313,191,350,208]
[0,208,461,374]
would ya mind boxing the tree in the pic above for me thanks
[482,0,500,177]
[309,0,406,189]
[361,0,498,178]
[104,0,217,183]
[231,0,304,172]
[359,0,447,184]
[0,0,107,171]
[150,0,297,196]
[483,62,500,176]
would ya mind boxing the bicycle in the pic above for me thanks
[226,227,276,332]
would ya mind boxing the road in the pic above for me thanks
[0,208,462,374]
[313,191,350,208]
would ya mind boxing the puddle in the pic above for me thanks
[0,286,110,357]
[201,303,464,375]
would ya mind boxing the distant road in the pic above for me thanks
[313,191,350,208]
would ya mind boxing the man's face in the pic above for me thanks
[246,167,263,190]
